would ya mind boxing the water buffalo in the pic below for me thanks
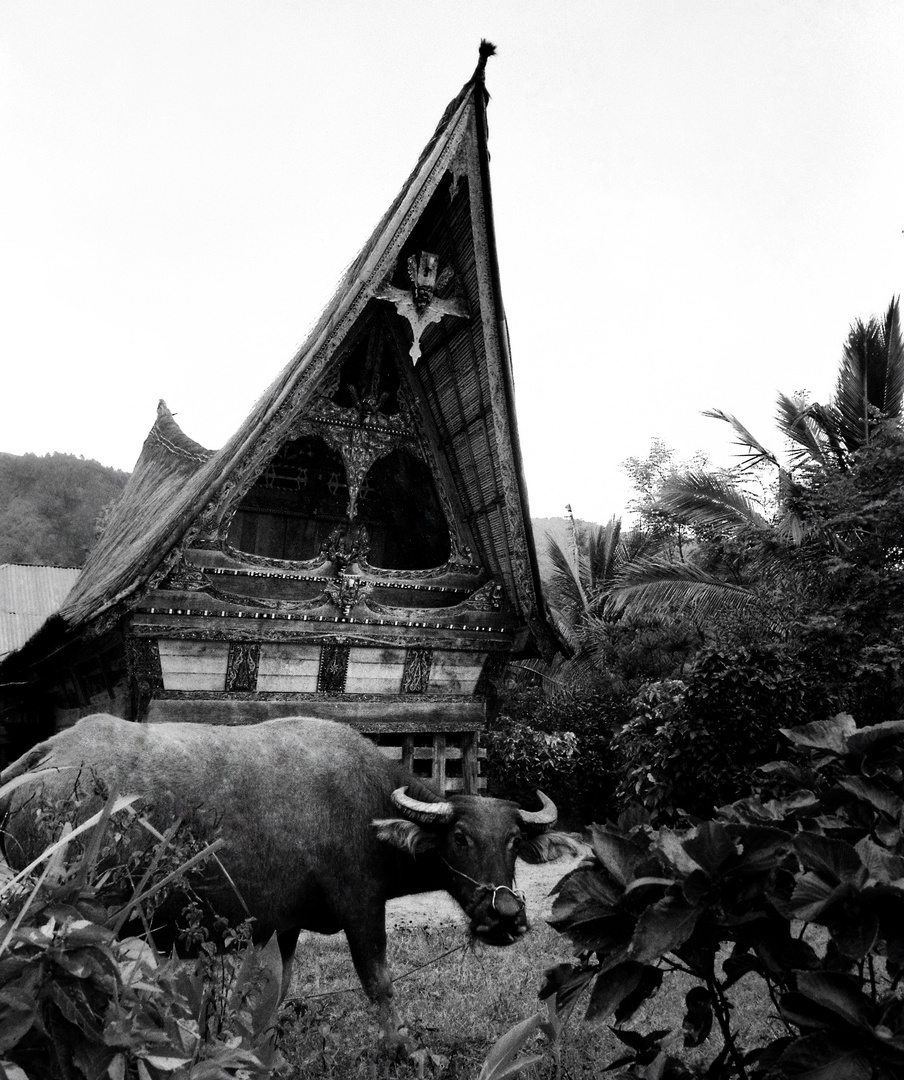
[0,714,577,1044]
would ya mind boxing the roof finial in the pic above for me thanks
[475,40,497,81]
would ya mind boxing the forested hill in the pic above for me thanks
[0,452,130,567]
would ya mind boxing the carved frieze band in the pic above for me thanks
[402,647,432,693]
[225,642,260,692]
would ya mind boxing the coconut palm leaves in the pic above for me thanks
[834,299,904,452]
[610,299,904,633]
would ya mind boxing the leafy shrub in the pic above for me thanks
[535,711,904,1078]
[485,686,624,825]
[0,777,285,1079]
[611,646,831,821]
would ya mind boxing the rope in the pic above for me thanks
[441,859,526,912]
[293,941,467,1003]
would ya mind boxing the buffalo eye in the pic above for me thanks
[508,833,521,851]
[452,828,469,849]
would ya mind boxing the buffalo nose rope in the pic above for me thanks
[442,859,526,914]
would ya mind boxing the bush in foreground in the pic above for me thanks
[0,778,284,1080]
[531,711,904,1078]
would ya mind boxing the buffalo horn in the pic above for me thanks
[517,790,558,831]
[391,787,455,824]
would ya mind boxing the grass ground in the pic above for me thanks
[276,920,784,1079]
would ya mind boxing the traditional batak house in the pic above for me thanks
[0,45,559,789]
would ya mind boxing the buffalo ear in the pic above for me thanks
[373,817,440,856]
[518,830,582,864]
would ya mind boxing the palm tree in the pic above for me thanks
[608,298,904,630]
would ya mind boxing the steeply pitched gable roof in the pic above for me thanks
[51,45,557,657]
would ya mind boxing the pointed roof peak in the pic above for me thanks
[474,40,497,82]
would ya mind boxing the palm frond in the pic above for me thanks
[881,296,904,418]
[803,403,850,469]
[656,471,771,531]
[834,298,904,451]
[774,393,829,468]
[544,532,587,615]
[702,409,780,471]
[605,565,765,626]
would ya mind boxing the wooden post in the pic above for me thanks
[402,734,414,773]
[433,733,447,794]
[461,731,479,794]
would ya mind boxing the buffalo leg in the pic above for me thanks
[276,927,301,1001]
[343,914,407,1048]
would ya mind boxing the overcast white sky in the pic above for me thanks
[2,1,903,524]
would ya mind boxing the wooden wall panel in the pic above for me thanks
[345,647,406,694]
[257,642,321,692]
[158,641,229,691]
[430,650,486,694]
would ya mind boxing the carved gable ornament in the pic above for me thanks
[374,252,468,364]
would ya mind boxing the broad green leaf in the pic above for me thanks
[846,720,904,756]
[539,964,595,1024]
[587,826,645,887]
[786,873,849,922]
[583,961,646,1022]
[656,829,702,875]
[627,899,701,965]
[682,822,738,874]
[614,965,663,1024]
[796,973,871,1029]
[780,715,854,754]
[854,838,904,884]
[839,776,904,820]
[0,988,38,1053]
[795,833,866,887]
[776,1034,871,1080]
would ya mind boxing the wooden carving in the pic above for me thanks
[402,647,432,694]
[374,252,468,364]
[317,642,349,693]
[225,642,260,692]
[126,637,163,720]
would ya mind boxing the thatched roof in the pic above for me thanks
[10,45,558,664]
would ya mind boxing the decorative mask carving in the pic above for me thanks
[320,524,370,572]
[324,573,368,618]
[374,252,468,364]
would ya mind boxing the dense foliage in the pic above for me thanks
[0,780,285,1080]
[540,712,904,1078]
[485,686,624,826]
[0,452,129,566]
[610,645,834,821]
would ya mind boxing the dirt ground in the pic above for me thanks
[385,846,587,931]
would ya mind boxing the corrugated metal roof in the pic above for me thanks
[0,564,80,660]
